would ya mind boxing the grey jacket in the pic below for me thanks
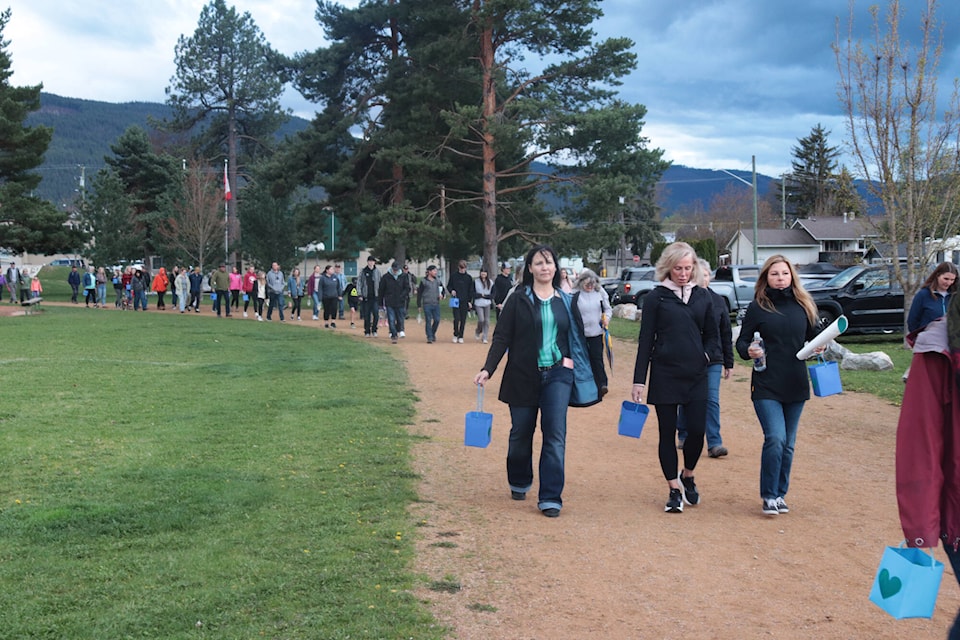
[266,269,285,295]
[417,276,442,306]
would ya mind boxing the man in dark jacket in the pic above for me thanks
[491,262,513,320]
[67,266,81,303]
[379,261,410,344]
[446,259,475,343]
[188,266,203,312]
[357,256,382,337]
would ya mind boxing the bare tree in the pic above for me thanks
[834,0,960,309]
[158,160,224,271]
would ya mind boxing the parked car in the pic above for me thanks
[708,265,761,316]
[600,277,620,301]
[613,266,657,306]
[49,258,85,267]
[809,265,904,334]
[798,262,844,290]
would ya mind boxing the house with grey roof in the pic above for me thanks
[723,214,879,266]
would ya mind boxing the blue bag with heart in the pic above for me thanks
[869,543,944,619]
[809,355,842,397]
[449,297,459,308]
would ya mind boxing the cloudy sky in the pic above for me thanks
[6,0,960,177]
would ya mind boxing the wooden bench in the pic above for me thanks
[20,297,42,314]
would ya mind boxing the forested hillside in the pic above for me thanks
[26,92,310,206]
[26,93,824,218]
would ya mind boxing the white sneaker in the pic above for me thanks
[762,499,779,515]
[257,316,264,322]
[482,338,488,344]
[452,336,459,343]
[243,311,248,318]
[399,330,405,338]
[458,337,464,343]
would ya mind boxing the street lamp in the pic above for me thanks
[718,155,759,265]
[323,206,335,253]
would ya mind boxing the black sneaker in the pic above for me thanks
[665,488,683,513]
[762,499,779,516]
[776,497,790,513]
[680,474,700,506]
[510,490,526,501]
[541,508,560,518]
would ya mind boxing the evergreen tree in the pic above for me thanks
[79,168,142,267]
[443,0,658,271]
[238,178,299,271]
[0,9,83,254]
[166,0,287,263]
[786,123,840,220]
[103,126,179,260]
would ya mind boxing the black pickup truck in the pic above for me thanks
[809,265,904,334]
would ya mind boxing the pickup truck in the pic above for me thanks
[809,265,904,334]
[708,265,760,316]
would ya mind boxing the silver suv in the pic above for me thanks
[613,267,657,306]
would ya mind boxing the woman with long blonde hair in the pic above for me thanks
[735,255,820,516]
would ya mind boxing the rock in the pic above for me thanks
[613,303,640,321]
[839,351,894,371]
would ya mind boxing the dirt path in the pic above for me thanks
[387,321,958,640]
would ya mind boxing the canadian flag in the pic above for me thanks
[224,163,232,201]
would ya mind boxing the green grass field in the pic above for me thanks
[0,307,445,639]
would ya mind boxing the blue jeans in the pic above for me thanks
[133,290,147,310]
[266,292,284,321]
[753,398,805,500]
[945,543,960,640]
[506,366,573,512]
[96,283,106,306]
[386,306,404,338]
[678,363,723,448]
[311,291,321,318]
[422,304,440,342]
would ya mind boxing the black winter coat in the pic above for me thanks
[633,284,719,405]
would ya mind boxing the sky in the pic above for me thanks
[6,0,960,178]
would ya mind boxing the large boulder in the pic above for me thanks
[839,351,894,371]
[613,303,640,321]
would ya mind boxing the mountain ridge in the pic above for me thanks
[28,92,786,214]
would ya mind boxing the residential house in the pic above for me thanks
[723,214,878,266]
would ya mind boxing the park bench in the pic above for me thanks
[20,297,42,314]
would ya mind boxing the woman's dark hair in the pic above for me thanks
[922,261,959,296]
[521,244,561,289]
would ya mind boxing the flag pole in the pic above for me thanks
[224,158,229,266]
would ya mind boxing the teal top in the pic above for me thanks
[537,294,562,367]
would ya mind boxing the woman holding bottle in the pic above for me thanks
[735,255,820,516]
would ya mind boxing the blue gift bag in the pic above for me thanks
[464,386,493,448]
[869,544,944,619]
[618,401,649,438]
[242,293,249,302]
[449,297,460,308]
[210,292,217,300]
[809,356,842,397]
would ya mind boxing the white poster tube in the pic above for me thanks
[796,315,848,360]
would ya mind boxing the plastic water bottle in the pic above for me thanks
[751,331,766,372]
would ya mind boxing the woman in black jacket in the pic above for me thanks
[632,242,719,513]
[735,255,820,516]
[474,245,597,518]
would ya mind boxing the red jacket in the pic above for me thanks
[896,347,960,550]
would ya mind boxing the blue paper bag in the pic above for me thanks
[465,386,492,448]
[869,544,944,619]
[809,357,842,397]
[210,292,217,301]
[243,293,249,302]
[449,297,460,308]
[618,401,649,438]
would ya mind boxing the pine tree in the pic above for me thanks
[166,0,287,264]
[0,9,83,254]
[788,124,840,219]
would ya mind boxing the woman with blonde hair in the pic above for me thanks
[735,255,821,516]
[632,242,718,513]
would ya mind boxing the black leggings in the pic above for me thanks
[322,297,338,321]
[451,305,468,338]
[290,296,302,318]
[655,401,706,481]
